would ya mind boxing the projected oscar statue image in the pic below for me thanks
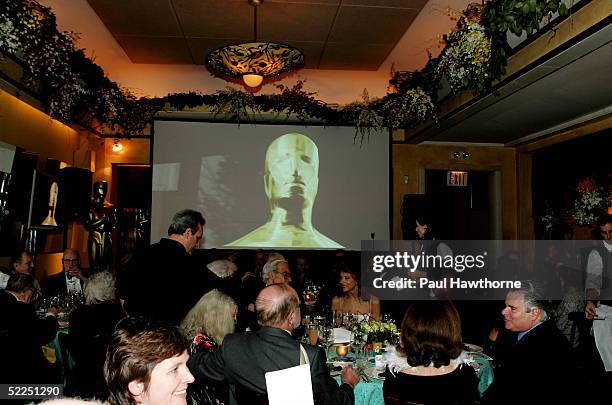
[226,133,344,248]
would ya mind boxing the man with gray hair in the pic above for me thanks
[262,258,292,286]
[188,284,357,405]
[483,281,577,404]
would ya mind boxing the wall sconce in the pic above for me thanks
[112,139,123,153]
[462,151,470,160]
[452,151,461,159]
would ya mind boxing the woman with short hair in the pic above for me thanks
[104,317,194,405]
[383,301,479,405]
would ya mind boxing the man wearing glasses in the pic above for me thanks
[263,259,292,286]
[45,248,87,297]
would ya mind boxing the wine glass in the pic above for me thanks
[334,310,343,327]
[342,312,351,327]
[318,325,334,354]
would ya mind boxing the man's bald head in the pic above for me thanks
[256,284,300,328]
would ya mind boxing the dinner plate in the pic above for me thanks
[364,367,385,380]
[332,356,355,362]
[463,343,483,352]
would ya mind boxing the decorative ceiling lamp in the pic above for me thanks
[206,0,304,88]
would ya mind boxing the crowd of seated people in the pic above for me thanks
[3,209,612,405]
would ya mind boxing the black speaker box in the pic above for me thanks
[59,167,92,223]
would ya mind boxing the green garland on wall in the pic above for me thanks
[0,0,569,137]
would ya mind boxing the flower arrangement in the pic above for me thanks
[0,15,20,56]
[352,319,398,344]
[536,204,560,239]
[437,13,492,94]
[572,186,608,226]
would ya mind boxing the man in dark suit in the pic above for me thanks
[45,248,87,297]
[0,273,59,384]
[483,281,578,404]
[120,209,212,325]
[188,283,358,405]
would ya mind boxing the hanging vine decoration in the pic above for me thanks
[0,0,571,135]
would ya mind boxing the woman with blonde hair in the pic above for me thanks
[180,289,237,405]
[181,289,237,344]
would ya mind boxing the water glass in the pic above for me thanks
[307,324,319,346]
[354,345,369,371]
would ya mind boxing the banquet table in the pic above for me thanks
[330,351,494,405]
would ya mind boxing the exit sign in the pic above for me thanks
[447,171,468,186]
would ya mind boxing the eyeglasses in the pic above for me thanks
[62,259,80,264]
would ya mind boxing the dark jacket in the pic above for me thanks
[187,326,354,405]
[45,271,85,297]
[67,300,125,398]
[0,290,59,383]
[483,320,578,404]
[122,238,215,324]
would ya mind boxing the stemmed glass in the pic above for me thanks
[334,311,343,327]
[318,325,334,355]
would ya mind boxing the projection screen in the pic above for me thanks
[151,120,390,250]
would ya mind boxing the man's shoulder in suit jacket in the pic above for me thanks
[188,326,354,405]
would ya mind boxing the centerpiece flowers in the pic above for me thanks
[351,319,398,345]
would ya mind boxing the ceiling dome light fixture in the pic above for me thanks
[206,0,304,89]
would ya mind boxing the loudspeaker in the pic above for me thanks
[59,167,92,223]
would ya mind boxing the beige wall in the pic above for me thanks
[392,143,518,240]
[92,138,151,201]
[0,89,82,165]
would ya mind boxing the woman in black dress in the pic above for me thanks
[383,301,479,405]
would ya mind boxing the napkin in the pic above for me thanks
[333,328,352,344]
